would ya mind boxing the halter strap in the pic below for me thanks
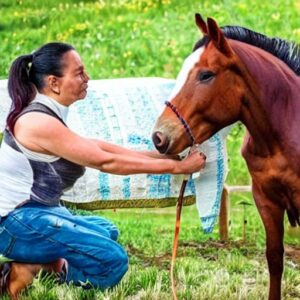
[165,101,196,146]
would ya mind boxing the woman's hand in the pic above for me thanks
[173,151,206,174]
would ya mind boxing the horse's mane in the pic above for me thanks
[193,26,300,75]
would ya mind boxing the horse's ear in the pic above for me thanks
[195,13,208,35]
[207,17,233,57]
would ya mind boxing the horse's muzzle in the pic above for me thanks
[152,131,170,154]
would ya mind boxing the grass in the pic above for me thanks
[0,0,300,299]
[2,205,300,299]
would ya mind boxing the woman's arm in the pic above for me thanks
[94,139,179,160]
[14,113,205,175]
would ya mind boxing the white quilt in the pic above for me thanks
[0,78,229,233]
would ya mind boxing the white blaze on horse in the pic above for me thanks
[152,14,300,300]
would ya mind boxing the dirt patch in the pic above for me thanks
[285,244,300,264]
[127,244,171,269]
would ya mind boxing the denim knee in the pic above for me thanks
[110,226,119,241]
[106,246,129,288]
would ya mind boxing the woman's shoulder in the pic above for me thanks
[13,108,69,155]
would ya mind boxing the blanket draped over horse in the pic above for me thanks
[153,14,300,300]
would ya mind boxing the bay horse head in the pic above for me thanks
[152,14,244,154]
[153,14,300,300]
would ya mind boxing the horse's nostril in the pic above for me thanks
[152,131,170,153]
[152,131,164,147]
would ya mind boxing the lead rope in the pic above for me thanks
[164,101,198,300]
[170,174,189,300]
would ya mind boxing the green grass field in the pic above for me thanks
[0,0,300,299]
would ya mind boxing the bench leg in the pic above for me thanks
[219,186,229,242]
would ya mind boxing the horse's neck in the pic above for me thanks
[234,42,300,155]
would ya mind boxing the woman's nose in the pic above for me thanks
[84,71,90,81]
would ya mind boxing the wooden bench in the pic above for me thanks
[219,185,251,241]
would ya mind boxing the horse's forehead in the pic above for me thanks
[168,47,204,100]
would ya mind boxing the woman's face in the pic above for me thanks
[57,50,90,105]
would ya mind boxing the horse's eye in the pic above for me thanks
[198,71,215,83]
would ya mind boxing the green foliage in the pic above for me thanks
[1,1,300,298]
[0,0,299,80]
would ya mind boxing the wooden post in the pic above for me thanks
[219,186,229,242]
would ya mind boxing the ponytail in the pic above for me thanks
[6,42,74,132]
[7,54,36,132]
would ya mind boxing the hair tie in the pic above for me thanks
[26,53,34,75]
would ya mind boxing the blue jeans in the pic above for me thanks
[0,202,128,289]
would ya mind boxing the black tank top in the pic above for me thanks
[4,102,85,206]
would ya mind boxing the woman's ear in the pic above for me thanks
[47,75,61,94]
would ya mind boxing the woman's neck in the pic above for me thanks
[33,92,69,123]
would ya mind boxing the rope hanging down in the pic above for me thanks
[170,174,189,300]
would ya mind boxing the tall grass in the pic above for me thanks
[0,1,300,299]
[1,0,299,80]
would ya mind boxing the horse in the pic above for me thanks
[152,13,300,300]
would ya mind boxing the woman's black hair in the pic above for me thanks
[7,42,75,131]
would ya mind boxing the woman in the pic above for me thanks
[0,42,205,298]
